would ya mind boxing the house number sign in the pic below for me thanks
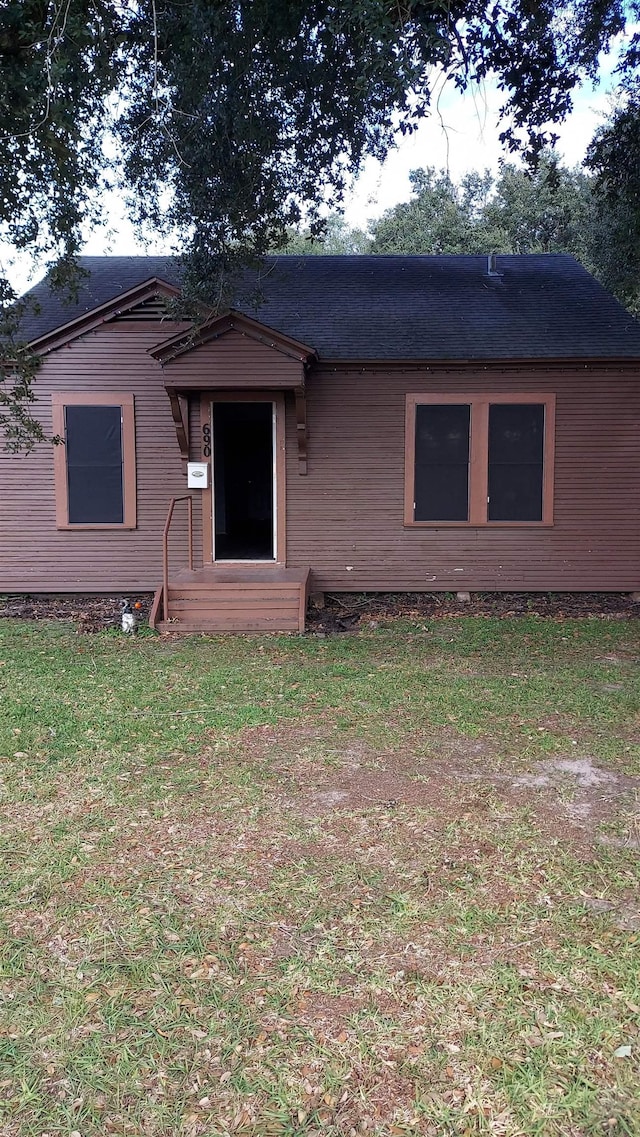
[202,422,211,457]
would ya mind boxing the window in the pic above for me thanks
[52,393,137,528]
[405,393,555,526]
[414,402,471,522]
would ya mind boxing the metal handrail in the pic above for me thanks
[162,495,194,621]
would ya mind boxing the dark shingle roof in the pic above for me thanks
[18,253,640,359]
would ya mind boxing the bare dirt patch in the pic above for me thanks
[290,770,449,817]
[230,722,640,850]
[508,756,639,825]
[581,895,640,931]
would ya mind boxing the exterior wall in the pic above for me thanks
[285,362,640,592]
[2,325,639,594]
[0,322,201,592]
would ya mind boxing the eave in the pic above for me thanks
[312,355,640,370]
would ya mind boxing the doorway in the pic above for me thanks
[212,401,275,561]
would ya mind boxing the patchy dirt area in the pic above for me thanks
[225,722,640,846]
[0,593,153,632]
[226,724,640,939]
[303,755,637,842]
[307,590,640,633]
[0,590,638,634]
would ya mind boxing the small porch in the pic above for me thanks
[148,310,316,635]
[150,565,310,634]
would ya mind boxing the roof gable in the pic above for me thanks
[28,277,181,354]
[149,309,316,364]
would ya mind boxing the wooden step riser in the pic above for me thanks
[156,619,301,634]
[169,609,299,623]
[168,611,301,625]
[168,582,303,594]
[167,583,304,632]
[168,591,300,605]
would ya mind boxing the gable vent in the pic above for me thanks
[112,295,172,322]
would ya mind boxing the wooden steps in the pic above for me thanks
[150,567,310,634]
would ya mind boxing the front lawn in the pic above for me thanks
[0,617,638,1136]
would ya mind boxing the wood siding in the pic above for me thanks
[0,323,200,591]
[2,323,640,594]
[285,363,640,592]
[160,328,305,389]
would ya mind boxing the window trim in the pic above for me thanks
[52,392,137,530]
[405,392,556,527]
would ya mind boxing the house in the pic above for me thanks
[3,253,640,633]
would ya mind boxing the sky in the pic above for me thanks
[341,72,614,226]
[0,43,624,294]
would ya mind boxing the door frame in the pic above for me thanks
[200,391,286,566]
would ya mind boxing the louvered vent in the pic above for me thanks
[113,295,171,321]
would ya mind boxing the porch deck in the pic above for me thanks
[150,566,310,634]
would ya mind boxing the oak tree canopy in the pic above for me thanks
[1,0,638,447]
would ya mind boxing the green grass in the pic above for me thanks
[0,616,638,1136]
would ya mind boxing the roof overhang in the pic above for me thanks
[28,277,183,355]
[149,308,317,367]
[313,355,640,369]
[155,310,315,474]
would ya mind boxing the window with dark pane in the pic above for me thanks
[414,404,470,521]
[65,405,124,524]
[488,404,544,521]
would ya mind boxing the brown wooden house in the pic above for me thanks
[3,254,640,632]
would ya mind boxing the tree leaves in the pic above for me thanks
[586,79,640,316]
[0,1,635,298]
[367,154,639,315]
[1,1,639,447]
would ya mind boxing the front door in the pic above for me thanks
[212,401,276,561]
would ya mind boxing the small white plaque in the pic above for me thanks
[187,461,209,488]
